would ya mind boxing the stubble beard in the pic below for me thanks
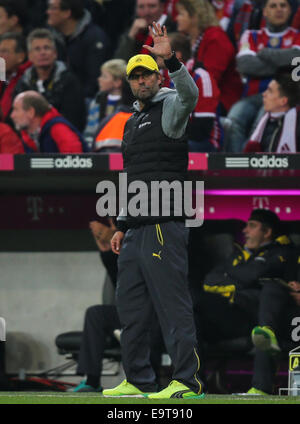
[134,86,158,103]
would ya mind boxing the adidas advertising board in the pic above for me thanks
[249,155,289,168]
[207,153,300,170]
[11,153,300,172]
[14,154,107,172]
[30,155,93,169]
[225,155,289,169]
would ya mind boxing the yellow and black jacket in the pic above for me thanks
[203,235,294,304]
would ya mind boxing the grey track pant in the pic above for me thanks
[116,221,202,394]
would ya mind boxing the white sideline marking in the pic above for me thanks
[0,317,6,341]
[0,393,293,401]
[0,394,101,398]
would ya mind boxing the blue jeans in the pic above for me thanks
[226,94,263,152]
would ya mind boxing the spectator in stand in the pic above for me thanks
[0,109,23,153]
[92,78,135,153]
[244,70,300,152]
[83,58,127,149]
[227,0,268,48]
[14,28,86,132]
[46,0,111,101]
[113,0,177,61]
[210,0,235,31]
[0,0,29,37]
[160,32,223,151]
[164,0,180,19]
[11,91,87,153]
[227,0,298,48]
[226,0,300,152]
[292,4,300,28]
[0,32,31,124]
[83,0,136,54]
[175,0,243,115]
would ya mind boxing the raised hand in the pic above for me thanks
[142,21,173,60]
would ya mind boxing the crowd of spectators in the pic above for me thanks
[0,0,299,154]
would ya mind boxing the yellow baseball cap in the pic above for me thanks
[126,54,159,77]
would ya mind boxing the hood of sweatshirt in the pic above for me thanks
[132,87,176,112]
[69,8,91,40]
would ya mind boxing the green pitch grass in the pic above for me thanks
[0,392,298,404]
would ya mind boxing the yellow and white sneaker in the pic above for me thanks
[146,380,205,399]
[102,379,151,398]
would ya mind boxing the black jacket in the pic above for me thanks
[120,100,188,229]
[14,61,86,132]
[51,9,111,99]
[203,235,294,303]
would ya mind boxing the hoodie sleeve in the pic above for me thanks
[161,57,199,139]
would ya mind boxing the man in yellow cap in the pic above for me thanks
[102,21,204,400]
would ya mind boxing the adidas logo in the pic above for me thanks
[225,155,289,169]
[249,155,289,168]
[31,156,93,169]
[225,157,249,168]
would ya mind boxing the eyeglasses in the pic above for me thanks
[128,70,156,80]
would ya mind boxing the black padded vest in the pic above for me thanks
[121,100,188,227]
